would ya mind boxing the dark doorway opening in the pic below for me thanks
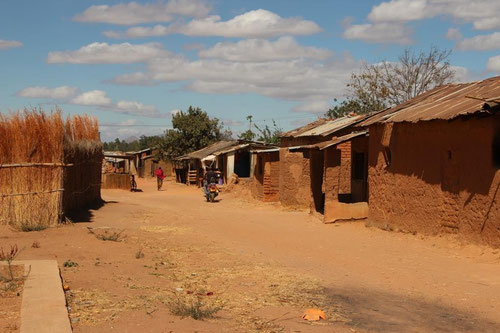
[310,150,325,213]
[351,152,368,202]
[234,150,251,177]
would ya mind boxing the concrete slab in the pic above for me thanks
[15,260,72,333]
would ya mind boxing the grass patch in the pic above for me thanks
[167,294,223,320]
[20,222,47,232]
[0,244,29,292]
[135,249,145,259]
[88,228,125,242]
[63,260,79,268]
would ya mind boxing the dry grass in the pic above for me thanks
[0,108,102,229]
[166,293,224,320]
[88,228,126,242]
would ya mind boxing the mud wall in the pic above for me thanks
[368,115,500,246]
[323,147,341,204]
[263,152,280,202]
[251,154,264,200]
[337,141,352,194]
[279,148,311,208]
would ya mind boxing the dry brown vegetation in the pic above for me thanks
[0,108,102,230]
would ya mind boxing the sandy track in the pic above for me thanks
[2,178,500,332]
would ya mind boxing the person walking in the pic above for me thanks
[154,166,165,190]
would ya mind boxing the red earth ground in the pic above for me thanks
[1,178,500,332]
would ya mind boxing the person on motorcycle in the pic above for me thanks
[204,167,217,195]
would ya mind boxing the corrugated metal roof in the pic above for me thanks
[175,141,277,160]
[215,142,273,155]
[177,140,238,160]
[282,115,368,138]
[319,131,368,150]
[288,131,367,151]
[251,148,280,153]
[361,76,500,125]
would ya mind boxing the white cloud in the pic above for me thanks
[343,22,413,45]
[198,36,332,62]
[0,39,22,50]
[74,0,211,25]
[368,0,429,23]
[292,100,331,114]
[112,51,359,113]
[487,55,500,72]
[70,90,167,117]
[121,24,173,38]
[367,0,500,30]
[72,90,112,106]
[15,85,167,118]
[47,42,169,64]
[114,100,166,118]
[183,43,204,51]
[110,72,156,86]
[343,0,500,44]
[446,28,462,41]
[457,32,500,51]
[105,9,321,39]
[178,9,321,38]
[450,65,474,82]
[17,86,78,99]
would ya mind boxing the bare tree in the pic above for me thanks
[347,47,455,112]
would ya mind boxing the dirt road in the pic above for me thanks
[3,178,500,332]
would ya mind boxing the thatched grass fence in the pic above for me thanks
[0,109,103,230]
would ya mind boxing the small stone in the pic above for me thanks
[71,317,79,324]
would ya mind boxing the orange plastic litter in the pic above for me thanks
[302,308,326,321]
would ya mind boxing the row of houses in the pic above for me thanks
[173,140,272,185]
[102,148,174,189]
[191,76,500,247]
[105,148,175,177]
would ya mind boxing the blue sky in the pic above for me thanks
[1,0,499,141]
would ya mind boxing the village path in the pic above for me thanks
[104,179,500,332]
[4,178,500,333]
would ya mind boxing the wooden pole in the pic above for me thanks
[0,163,74,168]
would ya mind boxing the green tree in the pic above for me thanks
[240,115,282,145]
[254,120,282,145]
[238,115,256,141]
[159,106,232,159]
[325,99,363,119]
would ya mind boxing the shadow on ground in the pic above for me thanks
[65,200,118,223]
[327,287,500,333]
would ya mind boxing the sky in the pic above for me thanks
[1,0,499,141]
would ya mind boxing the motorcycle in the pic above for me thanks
[205,182,219,202]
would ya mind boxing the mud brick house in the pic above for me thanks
[279,115,370,217]
[251,148,280,202]
[174,140,270,185]
[174,141,238,185]
[360,76,500,246]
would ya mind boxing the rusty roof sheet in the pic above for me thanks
[288,131,367,151]
[361,76,500,125]
[176,140,238,160]
[281,115,368,138]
